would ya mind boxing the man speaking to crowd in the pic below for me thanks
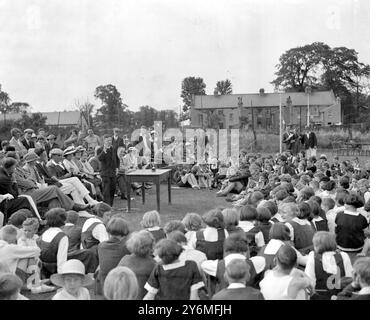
[97,135,119,206]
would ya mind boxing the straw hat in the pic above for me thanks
[50,259,93,287]
[63,146,77,156]
[24,128,34,134]
[47,134,56,140]
[49,148,63,156]
[24,152,39,163]
[75,146,86,153]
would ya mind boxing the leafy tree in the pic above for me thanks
[214,79,233,95]
[14,112,47,130]
[0,90,11,123]
[94,84,126,126]
[180,77,206,117]
[272,42,370,123]
[271,42,330,91]
[0,85,30,124]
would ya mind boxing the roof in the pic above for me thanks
[42,111,81,126]
[1,111,82,126]
[193,90,338,109]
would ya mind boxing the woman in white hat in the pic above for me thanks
[63,146,98,199]
[51,259,93,300]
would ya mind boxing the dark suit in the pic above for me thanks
[35,161,56,185]
[46,161,69,179]
[97,147,117,206]
[112,136,125,169]
[0,168,35,223]
[301,132,317,149]
[20,138,35,150]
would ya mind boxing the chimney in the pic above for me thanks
[259,88,265,96]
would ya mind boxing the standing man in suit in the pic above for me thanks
[20,128,35,151]
[45,134,59,160]
[97,135,118,206]
[112,127,125,163]
[301,126,317,158]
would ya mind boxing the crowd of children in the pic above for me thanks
[1,126,370,300]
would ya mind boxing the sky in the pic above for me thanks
[1,0,370,113]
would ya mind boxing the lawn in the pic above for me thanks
[111,185,228,230]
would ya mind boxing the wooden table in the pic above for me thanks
[125,169,172,212]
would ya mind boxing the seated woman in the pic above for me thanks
[79,150,103,200]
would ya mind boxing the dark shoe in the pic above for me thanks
[72,203,90,212]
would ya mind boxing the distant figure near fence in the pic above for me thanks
[301,126,317,158]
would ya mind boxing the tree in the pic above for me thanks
[75,99,94,128]
[272,42,370,123]
[214,79,233,95]
[180,77,206,117]
[94,84,126,126]
[0,85,30,124]
[14,112,47,130]
[271,42,330,91]
[0,90,11,123]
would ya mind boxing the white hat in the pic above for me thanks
[63,146,77,156]
[50,259,93,287]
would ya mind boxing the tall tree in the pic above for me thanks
[0,89,11,124]
[271,42,330,91]
[214,79,233,95]
[94,84,125,126]
[272,42,370,122]
[180,77,206,117]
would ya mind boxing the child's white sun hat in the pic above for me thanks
[50,259,94,287]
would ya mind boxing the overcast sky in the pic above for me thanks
[1,0,370,113]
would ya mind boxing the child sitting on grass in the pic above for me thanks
[212,258,264,300]
[140,210,166,243]
[144,239,204,300]
[51,259,93,300]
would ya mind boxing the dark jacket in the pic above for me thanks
[0,168,19,198]
[20,138,35,150]
[35,161,56,185]
[97,147,118,177]
[46,161,70,180]
[301,132,317,149]
[112,136,125,168]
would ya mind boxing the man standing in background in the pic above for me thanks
[97,135,118,206]
[301,126,317,158]
[84,128,101,154]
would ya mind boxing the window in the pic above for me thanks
[199,114,203,124]
[229,113,233,122]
